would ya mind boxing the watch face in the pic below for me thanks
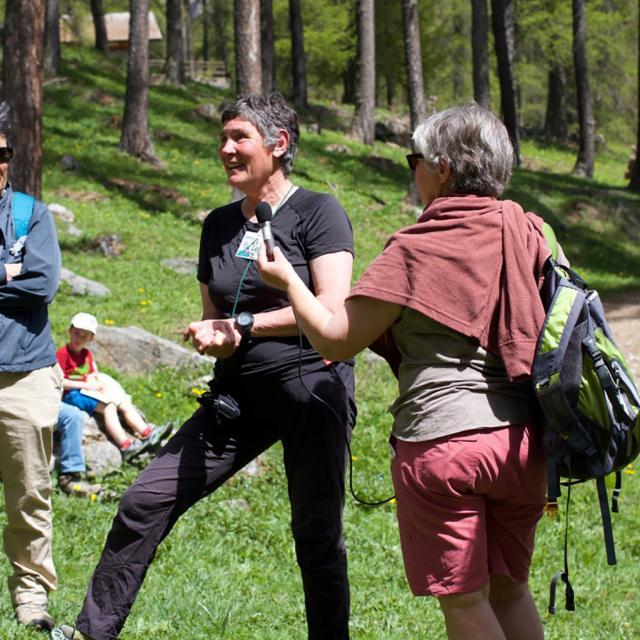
[236,311,254,333]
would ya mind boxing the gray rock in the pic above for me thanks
[325,143,349,154]
[219,498,250,511]
[195,103,219,121]
[60,267,111,297]
[66,224,83,237]
[362,350,386,366]
[374,117,411,147]
[48,203,75,222]
[238,458,263,478]
[161,258,198,275]
[61,154,80,172]
[83,440,123,476]
[91,324,215,375]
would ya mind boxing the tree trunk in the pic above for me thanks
[234,0,261,96]
[90,0,109,54]
[3,0,44,198]
[544,63,568,141]
[289,0,307,109]
[452,12,465,101]
[203,0,209,69]
[261,0,276,94]
[471,0,491,109]
[183,0,195,78]
[212,0,230,75]
[165,0,184,84]
[491,0,520,164]
[120,0,155,163]
[629,0,640,191]
[352,0,375,144]
[401,0,426,133]
[44,0,61,78]
[572,0,595,178]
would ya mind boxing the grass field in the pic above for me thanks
[0,47,639,638]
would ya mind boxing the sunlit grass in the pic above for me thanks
[0,46,638,639]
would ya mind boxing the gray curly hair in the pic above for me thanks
[412,104,514,197]
[220,92,299,177]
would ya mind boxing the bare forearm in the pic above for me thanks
[286,278,347,357]
[62,378,88,391]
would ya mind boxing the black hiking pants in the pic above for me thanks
[75,362,355,640]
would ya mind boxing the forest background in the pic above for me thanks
[39,0,638,147]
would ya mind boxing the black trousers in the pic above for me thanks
[76,362,356,640]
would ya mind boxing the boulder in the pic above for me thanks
[48,203,75,222]
[161,257,198,275]
[83,439,123,476]
[60,267,111,297]
[374,117,411,147]
[60,155,80,172]
[91,324,215,375]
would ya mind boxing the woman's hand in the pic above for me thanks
[183,318,242,358]
[257,246,298,291]
[85,374,104,392]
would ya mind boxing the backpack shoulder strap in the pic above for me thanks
[11,191,35,238]
[542,221,559,261]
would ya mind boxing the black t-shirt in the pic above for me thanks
[197,187,354,379]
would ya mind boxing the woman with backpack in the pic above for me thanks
[259,103,549,640]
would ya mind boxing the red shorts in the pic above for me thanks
[390,423,546,597]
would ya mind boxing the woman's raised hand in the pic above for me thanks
[257,245,298,291]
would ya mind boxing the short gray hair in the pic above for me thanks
[412,104,514,197]
[221,92,299,177]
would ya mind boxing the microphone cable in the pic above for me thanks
[295,324,395,507]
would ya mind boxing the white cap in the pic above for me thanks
[70,312,98,335]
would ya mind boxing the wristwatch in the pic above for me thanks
[234,311,254,341]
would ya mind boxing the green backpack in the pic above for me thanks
[532,224,640,613]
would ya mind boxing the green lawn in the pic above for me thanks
[0,47,639,638]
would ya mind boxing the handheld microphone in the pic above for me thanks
[255,201,275,261]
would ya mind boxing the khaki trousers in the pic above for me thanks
[0,364,62,607]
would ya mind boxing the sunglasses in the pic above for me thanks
[406,153,423,171]
[0,147,14,163]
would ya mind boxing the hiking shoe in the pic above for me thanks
[143,420,175,450]
[58,473,102,498]
[15,602,54,631]
[120,437,151,463]
[51,624,91,639]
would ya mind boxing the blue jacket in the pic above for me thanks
[0,185,61,372]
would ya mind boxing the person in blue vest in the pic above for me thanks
[0,101,63,632]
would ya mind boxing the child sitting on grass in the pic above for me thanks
[56,312,172,462]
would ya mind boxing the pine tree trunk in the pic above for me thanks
[261,0,276,94]
[629,0,640,191]
[471,0,491,109]
[289,0,307,108]
[544,63,568,142]
[44,0,60,77]
[452,12,465,101]
[491,0,520,164]
[119,0,155,163]
[183,0,195,78]
[212,0,230,76]
[352,0,375,144]
[234,0,261,96]
[90,0,109,54]
[165,0,184,84]
[3,0,44,198]
[401,0,426,133]
[572,0,596,178]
